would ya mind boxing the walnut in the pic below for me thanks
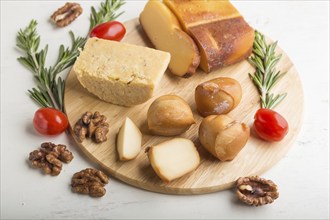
[71,168,109,197]
[50,2,83,27]
[29,150,62,176]
[74,111,109,143]
[28,142,73,176]
[41,142,74,163]
[236,176,279,206]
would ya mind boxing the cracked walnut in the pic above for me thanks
[28,142,73,176]
[71,168,109,197]
[74,111,109,143]
[50,2,83,27]
[236,176,279,206]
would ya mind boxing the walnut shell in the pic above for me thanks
[236,176,279,206]
[147,95,195,136]
[50,2,83,27]
[195,77,242,117]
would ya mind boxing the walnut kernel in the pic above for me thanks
[236,176,279,206]
[50,2,83,27]
[28,142,73,176]
[41,142,74,163]
[74,111,109,143]
[71,168,109,197]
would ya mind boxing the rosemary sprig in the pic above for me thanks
[16,0,125,112]
[17,22,86,111]
[249,31,287,109]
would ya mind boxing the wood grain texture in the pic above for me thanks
[64,18,304,194]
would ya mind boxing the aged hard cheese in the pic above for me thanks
[164,0,254,72]
[140,1,200,77]
[73,38,170,106]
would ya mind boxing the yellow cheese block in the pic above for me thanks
[73,38,170,106]
[139,0,200,77]
[164,0,254,73]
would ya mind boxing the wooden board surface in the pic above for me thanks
[64,18,304,194]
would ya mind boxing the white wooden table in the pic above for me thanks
[1,1,329,219]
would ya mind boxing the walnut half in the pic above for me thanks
[50,2,83,27]
[236,176,279,206]
[71,168,109,197]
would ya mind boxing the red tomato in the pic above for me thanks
[90,21,126,41]
[33,108,68,135]
[253,108,289,142]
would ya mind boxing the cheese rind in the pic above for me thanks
[163,0,241,29]
[164,0,254,72]
[189,17,254,72]
[73,38,170,106]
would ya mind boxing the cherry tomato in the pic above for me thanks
[253,108,289,142]
[33,108,68,135]
[90,21,126,41]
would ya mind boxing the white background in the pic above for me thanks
[1,0,329,219]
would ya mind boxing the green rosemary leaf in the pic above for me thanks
[249,73,263,92]
[17,57,35,73]
[57,45,65,63]
[267,71,278,90]
[28,88,51,108]
[52,77,65,112]
[267,55,281,72]
[264,71,273,91]
[269,71,286,91]
[269,41,278,55]
[264,93,287,109]
[255,70,263,84]
[37,45,48,67]
[33,36,41,52]
[251,56,265,73]
[253,42,263,57]
[252,46,264,58]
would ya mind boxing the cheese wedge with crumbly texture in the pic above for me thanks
[164,0,254,73]
[139,0,200,77]
[117,117,142,161]
[147,138,200,183]
[73,38,171,106]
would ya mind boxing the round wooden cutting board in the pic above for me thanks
[64,19,304,194]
